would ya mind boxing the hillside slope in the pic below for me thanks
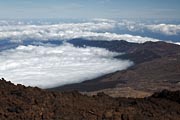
[0,79,180,120]
[51,40,180,98]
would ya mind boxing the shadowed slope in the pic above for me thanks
[50,40,180,97]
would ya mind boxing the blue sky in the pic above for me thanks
[0,0,180,19]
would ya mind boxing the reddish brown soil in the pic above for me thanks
[0,79,180,120]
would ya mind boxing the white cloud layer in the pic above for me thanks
[117,20,180,35]
[0,20,168,43]
[0,43,133,88]
[0,21,115,41]
[145,24,180,35]
[0,19,179,44]
[0,19,179,88]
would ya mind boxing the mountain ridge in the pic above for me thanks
[50,40,180,98]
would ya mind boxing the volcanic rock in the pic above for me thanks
[0,79,180,120]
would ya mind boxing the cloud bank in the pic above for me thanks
[0,43,133,88]
[145,24,180,35]
[1,19,179,44]
[0,19,179,88]
[117,20,180,36]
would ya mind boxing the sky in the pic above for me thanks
[0,0,180,19]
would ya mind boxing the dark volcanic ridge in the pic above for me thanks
[69,39,180,64]
[0,79,180,120]
[50,40,180,98]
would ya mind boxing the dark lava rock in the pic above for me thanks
[152,89,180,103]
[0,79,180,120]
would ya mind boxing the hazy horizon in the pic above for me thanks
[0,0,180,19]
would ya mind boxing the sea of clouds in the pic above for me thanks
[0,19,179,88]
[0,43,133,88]
[116,19,180,36]
[0,19,180,44]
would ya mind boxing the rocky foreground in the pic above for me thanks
[0,79,180,120]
